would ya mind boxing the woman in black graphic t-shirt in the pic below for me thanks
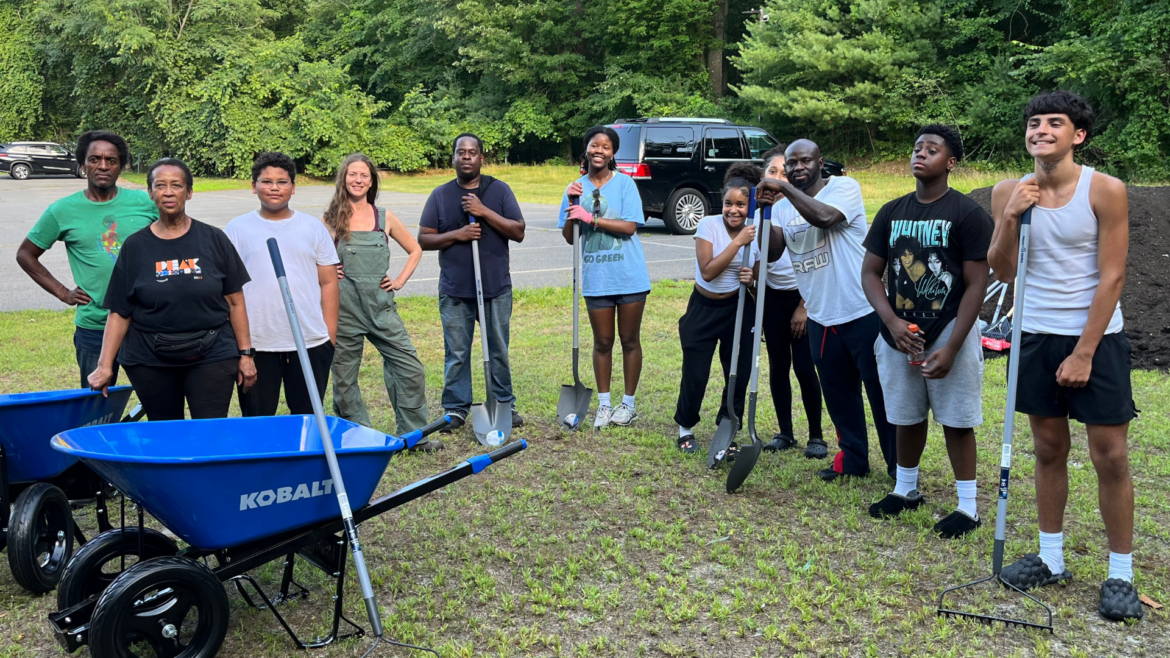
[88,158,257,420]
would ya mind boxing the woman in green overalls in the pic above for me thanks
[323,154,436,449]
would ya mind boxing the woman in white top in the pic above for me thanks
[673,163,760,454]
[757,148,825,456]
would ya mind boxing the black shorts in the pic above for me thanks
[584,290,649,310]
[1016,332,1136,425]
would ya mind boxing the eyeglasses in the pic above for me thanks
[257,179,292,189]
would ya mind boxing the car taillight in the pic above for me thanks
[616,163,651,179]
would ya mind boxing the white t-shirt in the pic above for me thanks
[224,210,340,351]
[754,208,799,290]
[775,176,870,326]
[693,214,759,294]
[767,250,799,291]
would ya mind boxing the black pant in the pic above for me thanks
[239,342,335,416]
[674,289,754,429]
[808,312,896,477]
[763,288,823,439]
[124,359,238,421]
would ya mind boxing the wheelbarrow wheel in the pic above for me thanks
[89,556,228,658]
[57,527,180,610]
[7,483,74,593]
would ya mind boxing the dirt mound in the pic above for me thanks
[968,185,1170,371]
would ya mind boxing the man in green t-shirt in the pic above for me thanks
[16,130,157,387]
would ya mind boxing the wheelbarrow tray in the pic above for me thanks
[51,415,403,551]
[0,386,133,484]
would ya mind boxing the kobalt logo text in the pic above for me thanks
[240,479,333,511]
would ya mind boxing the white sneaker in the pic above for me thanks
[610,403,637,426]
[594,405,613,428]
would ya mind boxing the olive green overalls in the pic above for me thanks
[331,208,428,433]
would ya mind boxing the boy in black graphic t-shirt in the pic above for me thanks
[861,125,993,539]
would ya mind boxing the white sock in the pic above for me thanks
[622,394,635,410]
[955,479,978,518]
[893,465,918,497]
[679,425,693,438]
[597,392,611,408]
[1108,552,1133,582]
[1038,531,1065,575]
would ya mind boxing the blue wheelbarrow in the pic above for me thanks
[0,386,140,593]
[47,414,526,658]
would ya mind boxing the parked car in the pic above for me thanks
[601,118,844,234]
[0,142,85,180]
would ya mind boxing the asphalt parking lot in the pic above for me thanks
[0,176,697,312]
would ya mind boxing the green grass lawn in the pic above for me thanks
[1,284,1166,657]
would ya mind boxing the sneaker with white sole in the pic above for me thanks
[594,405,613,428]
[610,403,637,426]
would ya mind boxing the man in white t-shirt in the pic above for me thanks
[225,152,340,417]
[756,140,896,482]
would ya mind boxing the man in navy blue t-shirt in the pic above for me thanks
[418,133,526,432]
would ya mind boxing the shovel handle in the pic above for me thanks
[399,415,452,448]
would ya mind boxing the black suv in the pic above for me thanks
[605,118,842,234]
[0,142,85,180]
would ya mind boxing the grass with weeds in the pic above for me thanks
[1,283,1165,657]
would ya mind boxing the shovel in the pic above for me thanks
[938,206,1054,632]
[728,201,772,492]
[557,191,593,430]
[266,238,386,649]
[468,213,512,447]
[707,189,756,469]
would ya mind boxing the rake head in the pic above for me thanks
[937,573,1054,633]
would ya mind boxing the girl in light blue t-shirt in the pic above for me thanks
[558,126,651,429]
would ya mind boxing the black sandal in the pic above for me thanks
[677,434,699,454]
[724,442,739,463]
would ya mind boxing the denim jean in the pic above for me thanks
[439,291,514,414]
[74,326,119,389]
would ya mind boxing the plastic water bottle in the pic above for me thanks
[564,413,578,427]
[907,324,927,366]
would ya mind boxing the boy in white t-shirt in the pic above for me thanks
[224,152,340,417]
[756,140,896,482]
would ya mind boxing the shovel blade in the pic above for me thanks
[557,382,593,431]
[727,437,762,493]
[707,418,738,469]
[471,399,510,447]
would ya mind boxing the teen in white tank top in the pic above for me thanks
[1021,165,1124,336]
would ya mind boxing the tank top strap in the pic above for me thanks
[1073,165,1095,206]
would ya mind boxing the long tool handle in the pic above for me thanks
[267,238,383,638]
[991,207,1032,574]
[572,218,581,384]
[468,215,491,365]
[748,203,771,394]
[724,199,756,420]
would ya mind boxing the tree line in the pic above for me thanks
[1,0,1166,180]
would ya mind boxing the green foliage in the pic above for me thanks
[7,0,1169,178]
[0,5,45,142]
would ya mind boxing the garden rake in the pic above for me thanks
[937,207,1054,633]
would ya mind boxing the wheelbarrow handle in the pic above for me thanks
[465,440,528,474]
[399,415,452,449]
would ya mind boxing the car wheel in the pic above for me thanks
[664,187,707,235]
[11,163,31,180]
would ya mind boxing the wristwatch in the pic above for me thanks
[238,348,256,357]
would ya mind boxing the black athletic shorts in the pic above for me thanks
[1016,332,1136,425]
